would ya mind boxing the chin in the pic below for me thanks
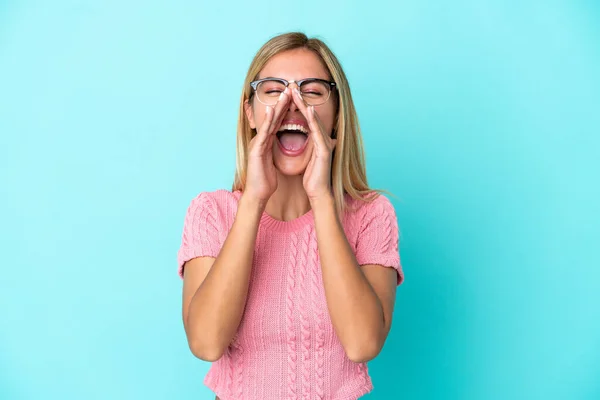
[274,158,308,176]
[272,141,311,177]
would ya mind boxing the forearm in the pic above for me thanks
[311,195,386,362]
[186,194,264,358]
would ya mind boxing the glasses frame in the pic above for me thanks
[249,77,337,106]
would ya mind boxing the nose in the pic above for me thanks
[288,96,299,112]
[287,83,300,112]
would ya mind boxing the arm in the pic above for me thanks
[311,194,398,363]
[286,89,400,363]
[181,86,291,361]
[182,195,264,361]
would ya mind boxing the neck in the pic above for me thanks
[265,173,311,222]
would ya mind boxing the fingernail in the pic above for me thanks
[278,91,286,101]
[284,87,290,94]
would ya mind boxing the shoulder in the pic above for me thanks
[344,192,396,221]
[184,189,242,222]
[342,192,398,236]
[188,189,241,207]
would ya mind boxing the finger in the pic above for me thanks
[305,149,315,175]
[291,89,329,148]
[254,105,274,147]
[290,88,320,143]
[291,87,310,116]
[306,105,329,152]
[309,105,336,152]
[265,131,276,151]
[268,88,291,135]
[309,105,331,144]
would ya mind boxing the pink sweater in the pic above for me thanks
[177,189,403,400]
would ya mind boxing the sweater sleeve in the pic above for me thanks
[355,195,404,285]
[177,192,222,279]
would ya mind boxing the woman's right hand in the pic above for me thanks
[243,88,291,206]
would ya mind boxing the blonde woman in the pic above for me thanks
[177,32,404,400]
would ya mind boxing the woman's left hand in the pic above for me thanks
[291,87,337,203]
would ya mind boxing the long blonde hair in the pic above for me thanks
[233,32,383,216]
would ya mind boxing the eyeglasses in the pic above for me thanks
[250,77,337,106]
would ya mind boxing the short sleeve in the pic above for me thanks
[355,195,404,285]
[177,192,222,279]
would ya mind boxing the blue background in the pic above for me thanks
[1,1,599,399]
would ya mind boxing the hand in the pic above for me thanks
[244,88,292,206]
[291,87,338,202]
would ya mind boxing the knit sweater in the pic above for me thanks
[177,189,403,400]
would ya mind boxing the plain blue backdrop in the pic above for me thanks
[1,1,599,399]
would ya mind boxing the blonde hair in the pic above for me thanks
[232,32,384,216]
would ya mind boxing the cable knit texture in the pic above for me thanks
[177,189,403,400]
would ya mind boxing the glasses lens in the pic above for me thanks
[256,80,286,105]
[299,80,331,106]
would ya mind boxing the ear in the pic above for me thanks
[244,99,256,130]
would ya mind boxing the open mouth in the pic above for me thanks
[277,124,309,152]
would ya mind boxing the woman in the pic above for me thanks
[177,32,404,400]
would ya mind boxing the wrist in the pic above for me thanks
[239,193,267,215]
[309,193,335,213]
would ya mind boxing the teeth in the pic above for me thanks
[278,124,308,134]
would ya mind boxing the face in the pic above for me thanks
[245,48,337,176]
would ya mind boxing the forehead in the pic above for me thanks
[258,48,330,81]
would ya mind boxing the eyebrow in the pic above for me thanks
[256,76,330,82]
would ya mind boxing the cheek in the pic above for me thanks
[315,107,336,133]
[257,108,272,130]
[248,98,268,130]
[252,97,267,120]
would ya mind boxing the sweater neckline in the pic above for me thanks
[259,208,314,233]
[233,190,314,233]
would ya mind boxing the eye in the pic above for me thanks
[300,81,328,97]
[258,81,286,97]
[301,90,323,96]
